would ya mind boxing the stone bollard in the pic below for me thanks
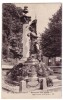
[19,80,26,92]
[40,79,43,89]
[40,78,47,90]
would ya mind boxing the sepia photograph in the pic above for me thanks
[2,3,62,99]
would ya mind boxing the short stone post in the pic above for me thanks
[40,79,43,89]
[40,78,47,90]
[19,80,26,92]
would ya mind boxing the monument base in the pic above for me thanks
[3,56,61,93]
[2,75,61,93]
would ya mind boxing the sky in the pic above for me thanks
[15,3,61,36]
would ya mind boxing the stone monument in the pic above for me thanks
[20,6,31,59]
[20,7,39,80]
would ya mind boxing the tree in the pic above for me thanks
[2,3,23,59]
[41,6,62,58]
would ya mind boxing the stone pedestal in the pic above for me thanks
[23,24,30,58]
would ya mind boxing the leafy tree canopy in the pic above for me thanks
[41,6,62,57]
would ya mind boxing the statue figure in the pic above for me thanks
[27,19,39,58]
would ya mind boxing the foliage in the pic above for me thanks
[2,3,23,59]
[9,63,27,81]
[41,6,62,57]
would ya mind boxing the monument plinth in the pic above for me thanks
[20,6,31,59]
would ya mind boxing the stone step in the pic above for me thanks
[2,80,19,93]
[53,79,61,87]
[49,75,57,79]
[39,77,61,88]
[17,57,27,63]
[48,75,62,86]
[2,65,13,69]
[41,85,62,91]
